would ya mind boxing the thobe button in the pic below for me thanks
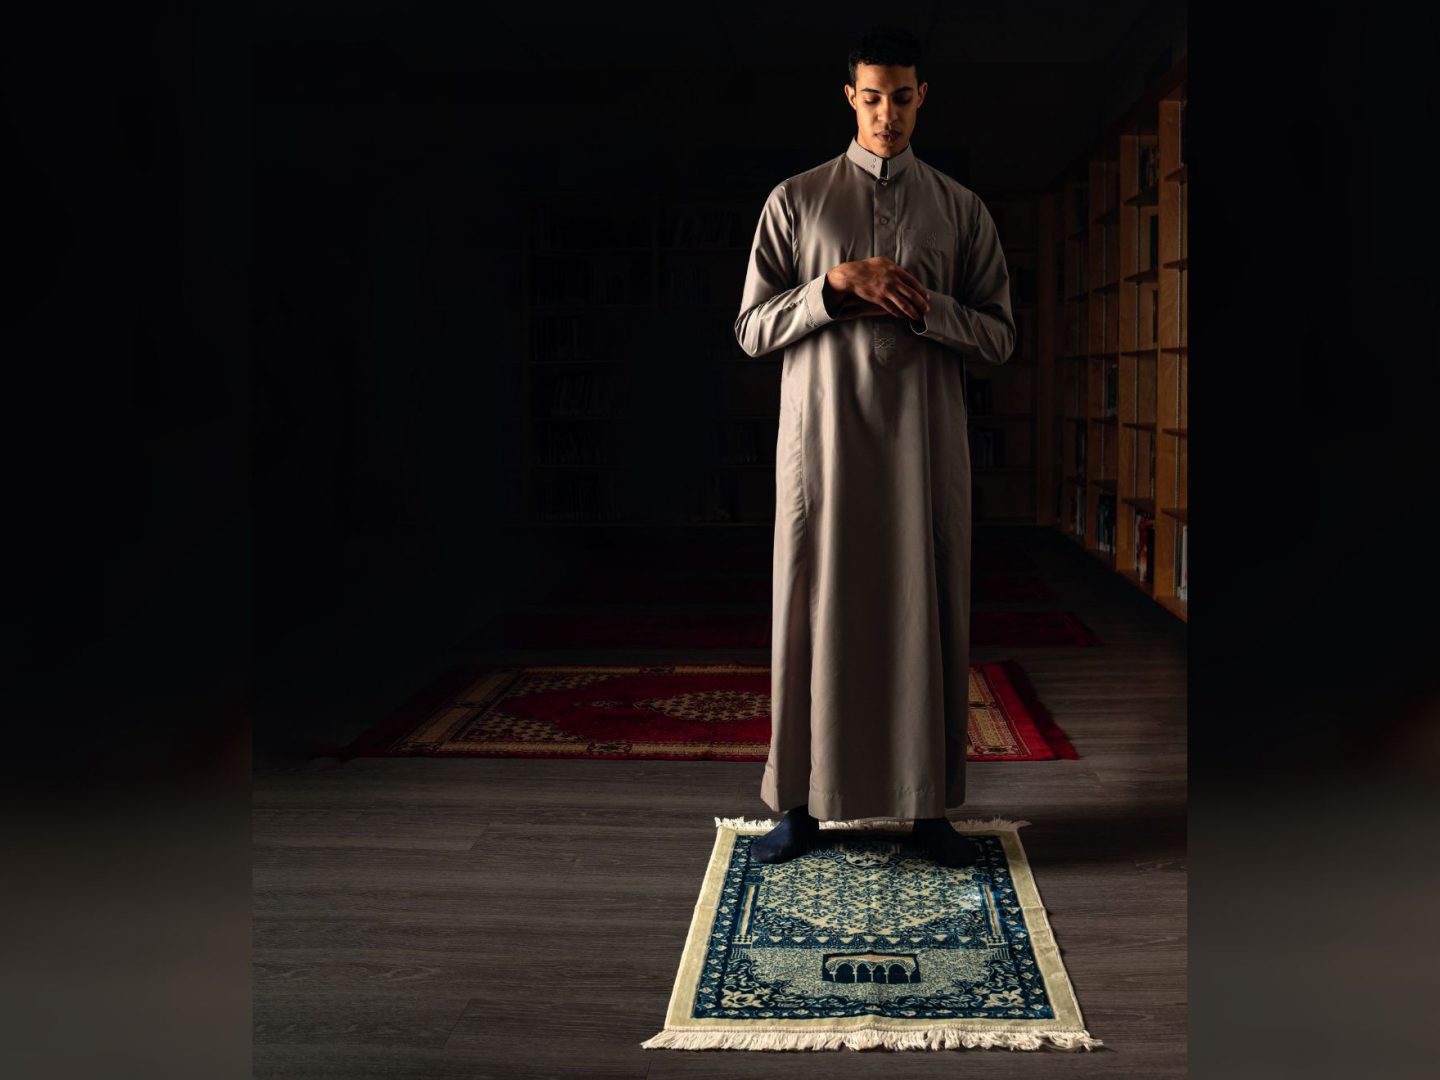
[879,178,888,186]
[879,215,888,223]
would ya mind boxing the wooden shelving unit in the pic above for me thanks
[515,183,1048,529]
[1044,55,1187,620]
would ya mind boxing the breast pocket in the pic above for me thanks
[898,227,956,292]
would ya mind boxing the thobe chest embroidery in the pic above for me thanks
[873,324,897,358]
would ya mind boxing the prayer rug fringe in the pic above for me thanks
[713,815,1033,832]
[639,1024,1104,1052]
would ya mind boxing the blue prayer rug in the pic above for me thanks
[641,816,1103,1052]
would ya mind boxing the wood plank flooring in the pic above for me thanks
[254,526,1187,1078]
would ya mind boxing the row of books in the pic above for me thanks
[1139,144,1161,190]
[532,370,626,416]
[968,427,1006,467]
[679,472,773,523]
[1094,492,1117,554]
[1101,360,1119,417]
[533,253,651,306]
[531,205,650,250]
[1133,513,1155,583]
[532,470,632,522]
[533,424,624,466]
[719,420,777,465]
[661,260,746,305]
[665,209,751,248]
[1177,522,1188,600]
[532,313,635,363]
[963,370,994,414]
[1130,513,1187,598]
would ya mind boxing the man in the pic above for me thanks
[734,26,1015,867]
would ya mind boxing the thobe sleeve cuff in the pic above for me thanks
[801,272,837,330]
[906,289,1015,365]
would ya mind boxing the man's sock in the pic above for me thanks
[911,817,980,868]
[751,803,818,864]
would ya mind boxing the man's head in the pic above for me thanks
[844,26,927,159]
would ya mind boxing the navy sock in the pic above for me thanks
[911,817,980,868]
[751,803,818,864]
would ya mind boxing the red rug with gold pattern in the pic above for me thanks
[345,660,1078,762]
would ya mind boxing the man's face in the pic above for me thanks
[845,63,926,158]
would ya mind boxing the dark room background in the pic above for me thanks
[252,1,1187,755]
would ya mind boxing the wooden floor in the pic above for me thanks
[254,526,1187,1078]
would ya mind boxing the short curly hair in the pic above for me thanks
[846,26,925,88]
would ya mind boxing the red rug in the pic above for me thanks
[500,608,1099,649]
[345,659,1079,762]
[542,573,1059,605]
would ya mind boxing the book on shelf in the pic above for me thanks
[1148,438,1156,499]
[535,470,629,523]
[967,426,1005,467]
[1104,360,1119,417]
[1148,215,1159,270]
[1134,512,1155,583]
[962,370,993,414]
[1177,522,1188,600]
[665,207,747,247]
[533,251,650,306]
[533,202,648,249]
[1095,493,1115,554]
[1073,484,1086,536]
[1139,144,1160,190]
[536,369,622,416]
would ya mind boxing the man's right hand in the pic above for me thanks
[827,258,931,321]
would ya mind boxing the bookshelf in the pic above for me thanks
[518,184,1047,529]
[972,190,1043,526]
[518,189,774,526]
[1045,54,1187,621]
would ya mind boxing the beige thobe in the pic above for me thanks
[736,136,1016,821]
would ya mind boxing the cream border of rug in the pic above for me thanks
[640,815,1104,1052]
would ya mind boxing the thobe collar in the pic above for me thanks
[845,136,915,180]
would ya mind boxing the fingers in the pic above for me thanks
[898,282,931,318]
[896,266,929,294]
[884,287,927,320]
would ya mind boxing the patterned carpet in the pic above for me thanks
[345,660,1078,762]
[641,816,1103,1052]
